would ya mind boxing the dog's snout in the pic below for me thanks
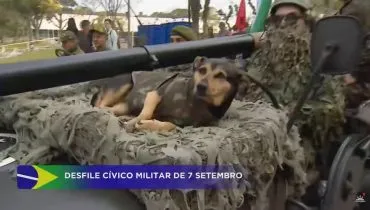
[196,83,207,95]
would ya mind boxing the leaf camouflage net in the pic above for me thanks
[0,77,306,210]
[238,17,346,179]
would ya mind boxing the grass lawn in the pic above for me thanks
[0,49,57,64]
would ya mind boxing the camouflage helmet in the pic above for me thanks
[60,30,77,42]
[90,23,107,35]
[270,0,312,15]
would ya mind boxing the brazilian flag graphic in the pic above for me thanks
[17,165,58,189]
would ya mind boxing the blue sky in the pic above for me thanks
[77,0,257,16]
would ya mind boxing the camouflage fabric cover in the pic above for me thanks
[0,78,306,210]
[239,17,345,176]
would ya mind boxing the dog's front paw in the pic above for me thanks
[135,120,176,133]
[124,118,139,133]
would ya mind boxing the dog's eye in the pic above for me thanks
[214,73,226,79]
[198,67,207,75]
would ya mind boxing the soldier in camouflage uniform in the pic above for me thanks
[90,24,110,52]
[55,31,84,57]
[239,0,346,184]
[164,26,198,72]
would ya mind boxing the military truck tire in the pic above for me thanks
[358,169,370,210]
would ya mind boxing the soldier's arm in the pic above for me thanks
[299,76,346,146]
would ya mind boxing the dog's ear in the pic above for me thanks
[193,56,207,70]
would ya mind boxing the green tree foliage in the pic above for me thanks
[74,6,94,15]
[150,9,189,18]
[10,0,62,40]
[0,0,28,43]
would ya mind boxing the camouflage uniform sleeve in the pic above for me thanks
[74,47,85,55]
[298,75,346,147]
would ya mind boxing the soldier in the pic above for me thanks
[169,25,197,43]
[240,0,346,191]
[165,26,198,72]
[90,24,110,52]
[340,0,370,110]
[55,31,84,57]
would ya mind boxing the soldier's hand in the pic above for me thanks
[344,74,357,85]
[250,32,265,49]
[55,49,65,57]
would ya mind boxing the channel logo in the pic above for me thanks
[17,165,58,189]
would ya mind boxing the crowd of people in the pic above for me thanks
[56,15,241,57]
[56,18,120,56]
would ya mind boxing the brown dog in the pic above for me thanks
[91,56,245,133]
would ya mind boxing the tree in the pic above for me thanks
[98,0,125,20]
[47,0,77,35]
[247,0,257,15]
[150,9,189,18]
[189,0,201,35]
[0,1,27,43]
[79,0,100,13]
[79,0,124,19]
[74,6,94,16]
[217,4,238,30]
[201,0,211,35]
[201,7,220,20]
[13,0,61,40]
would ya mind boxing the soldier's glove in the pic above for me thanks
[55,49,70,57]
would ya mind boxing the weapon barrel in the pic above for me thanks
[0,35,254,96]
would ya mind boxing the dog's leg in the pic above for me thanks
[125,91,162,132]
[135,120,176,133]
[98,84,132,108]
[105,102,129,116]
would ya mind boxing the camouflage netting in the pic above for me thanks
[239,17,345,179]
[0,80,307,210]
